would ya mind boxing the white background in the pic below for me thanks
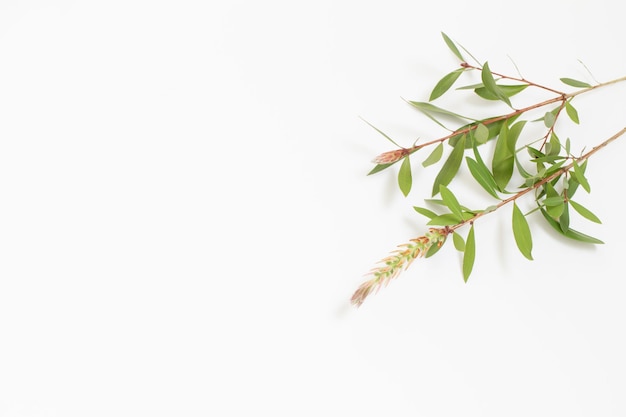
[1,1,625,416]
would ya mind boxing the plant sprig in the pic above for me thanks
[352,33,626,307]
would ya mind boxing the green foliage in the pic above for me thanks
[512,203,533,260]
[565,100,580,124]
[431,135,465,196]
[560,78,592,88]
[422,143,444,167]
[398,156,412,196]
[463,225,476,282]
[481,62,512,106]
[430,69,465,101]
[352,33,626,307]
[453,232,465,251]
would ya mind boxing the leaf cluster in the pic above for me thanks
[355,33,626,303]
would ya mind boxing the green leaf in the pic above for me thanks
[474,123,489,144]
[492,120,514,191]
[408,101,474,121]
[512,202,533,260]
[453,232,465,252]
[560,78,592,88]
[481,62,511,106]
[456,82,484,90]
[544,182,564,219]
[565,100,580,124]
[567,160,587,197]
[533,155,566,164]
[544,163,566,177]
[514,154,533,180]
[543,196,565,206]
[466,157,500,199]
[360,117,402,148]
[540,208,603,244]
[398,156,412,196]
[448,115,520,149]
[544,110,556,128]
[559,202,570,233]
[362,119,404,176]
[527,147,544,158]
[546,202,565,219]
[422,143,444,167]
[571,160,590,193]
[507,120,526,151]
[463,225,476,282]
[569,200,602,223]
[439,184,464,221]
[441,32,464,61]
[474,84,528,100]
[413,206,438,219]
[546,132,561,156]
[432,135,465,196]
[367,163,393,175]
[428,213,463,226]
[430,69,464,101]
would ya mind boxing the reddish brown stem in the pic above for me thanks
[448,126,626,232]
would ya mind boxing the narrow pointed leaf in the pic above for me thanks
[441,32,464,61]
[540,208,603,244]
[515,153,533,179]
[422,143,444,167]
[466,157,500,199]
[546,132,561,156]
[368,162,393,175]
[439,184,464,220]
[457,82,485,90]
[463,225,476,282]
[544,110,556,128]
[544,183,564,219]
[474,123,489,144]
[430,68,464,101]
[546,200,565,219]
[492,120,514,191]
[543,196,566,206]
[413,206,438,219]
[432,135,465,196]
[571,160,590,192]
[398,156,412,196]
[565,100,580,124]
[474,84,528,100]
[360,118,402,147]
[567,160,587,197]
[453,232,465,252]
[560,78,592,88]
[569,200,602,223]
[408,101,473,121]
[507,120,526,152]
[512,202,533,260]
[559,202,570,233]
[428,213,463,226]
[481,62,511,106]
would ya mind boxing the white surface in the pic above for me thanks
[1,1,625,416]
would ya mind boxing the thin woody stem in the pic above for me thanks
[566,75,626,98]
[393,74,626,155]
[460,62,564,95]
[448,126,626,232]
[405,95,564,153]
